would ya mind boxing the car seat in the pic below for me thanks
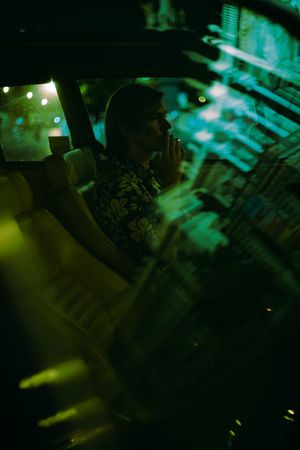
[0,173,152,444]
[43,146,136,280]
[0,171,135,352]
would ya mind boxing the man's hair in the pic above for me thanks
[105,83,163,158]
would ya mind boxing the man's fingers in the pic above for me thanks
[174,137,185,162]
[174,138,181,159]
[168,134,176,160]
[162,134,185,165]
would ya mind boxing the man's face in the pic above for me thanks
[131,102,171,153]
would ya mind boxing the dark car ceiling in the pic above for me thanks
[1,0,299,85]
[0,30,218,85]
[1,0,222,85]
[2,1,222,33]
[3,1,299,35]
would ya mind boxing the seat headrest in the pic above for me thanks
[48,135,71,154]
[0,172,33,218]
[44,147,97,191]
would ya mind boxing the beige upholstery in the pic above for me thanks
[0,172,181,423]
[45,146,97,190]
[0,226,123,447]
[0,172,149,427]
[0,172,33,218]
[43,147,136,280]
[0,172,135,352]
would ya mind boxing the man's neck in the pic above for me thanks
[127,145,152,168]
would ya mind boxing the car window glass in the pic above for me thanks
[0,82,70,161]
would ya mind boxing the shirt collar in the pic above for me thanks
[113,156,155,178]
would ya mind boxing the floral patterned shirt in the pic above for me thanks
[87,157,162,262]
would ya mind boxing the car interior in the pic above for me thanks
[1,1,300,449]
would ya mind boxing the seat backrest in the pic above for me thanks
[0,172,135,352]
[43,147,136,280]
[0,176,144,444]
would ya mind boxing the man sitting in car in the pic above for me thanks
[87,83,185,263]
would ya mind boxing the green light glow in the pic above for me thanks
[68,424,114,446]
[136,77,151,83]
[157,181,202,222]
[181,211,229,253]
[19,369,58,389]
[38,407,77,427]
[38,398,107,428]
[283,415,295,422]
[19,359,87,389]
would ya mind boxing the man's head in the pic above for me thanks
[105,83,171,162]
